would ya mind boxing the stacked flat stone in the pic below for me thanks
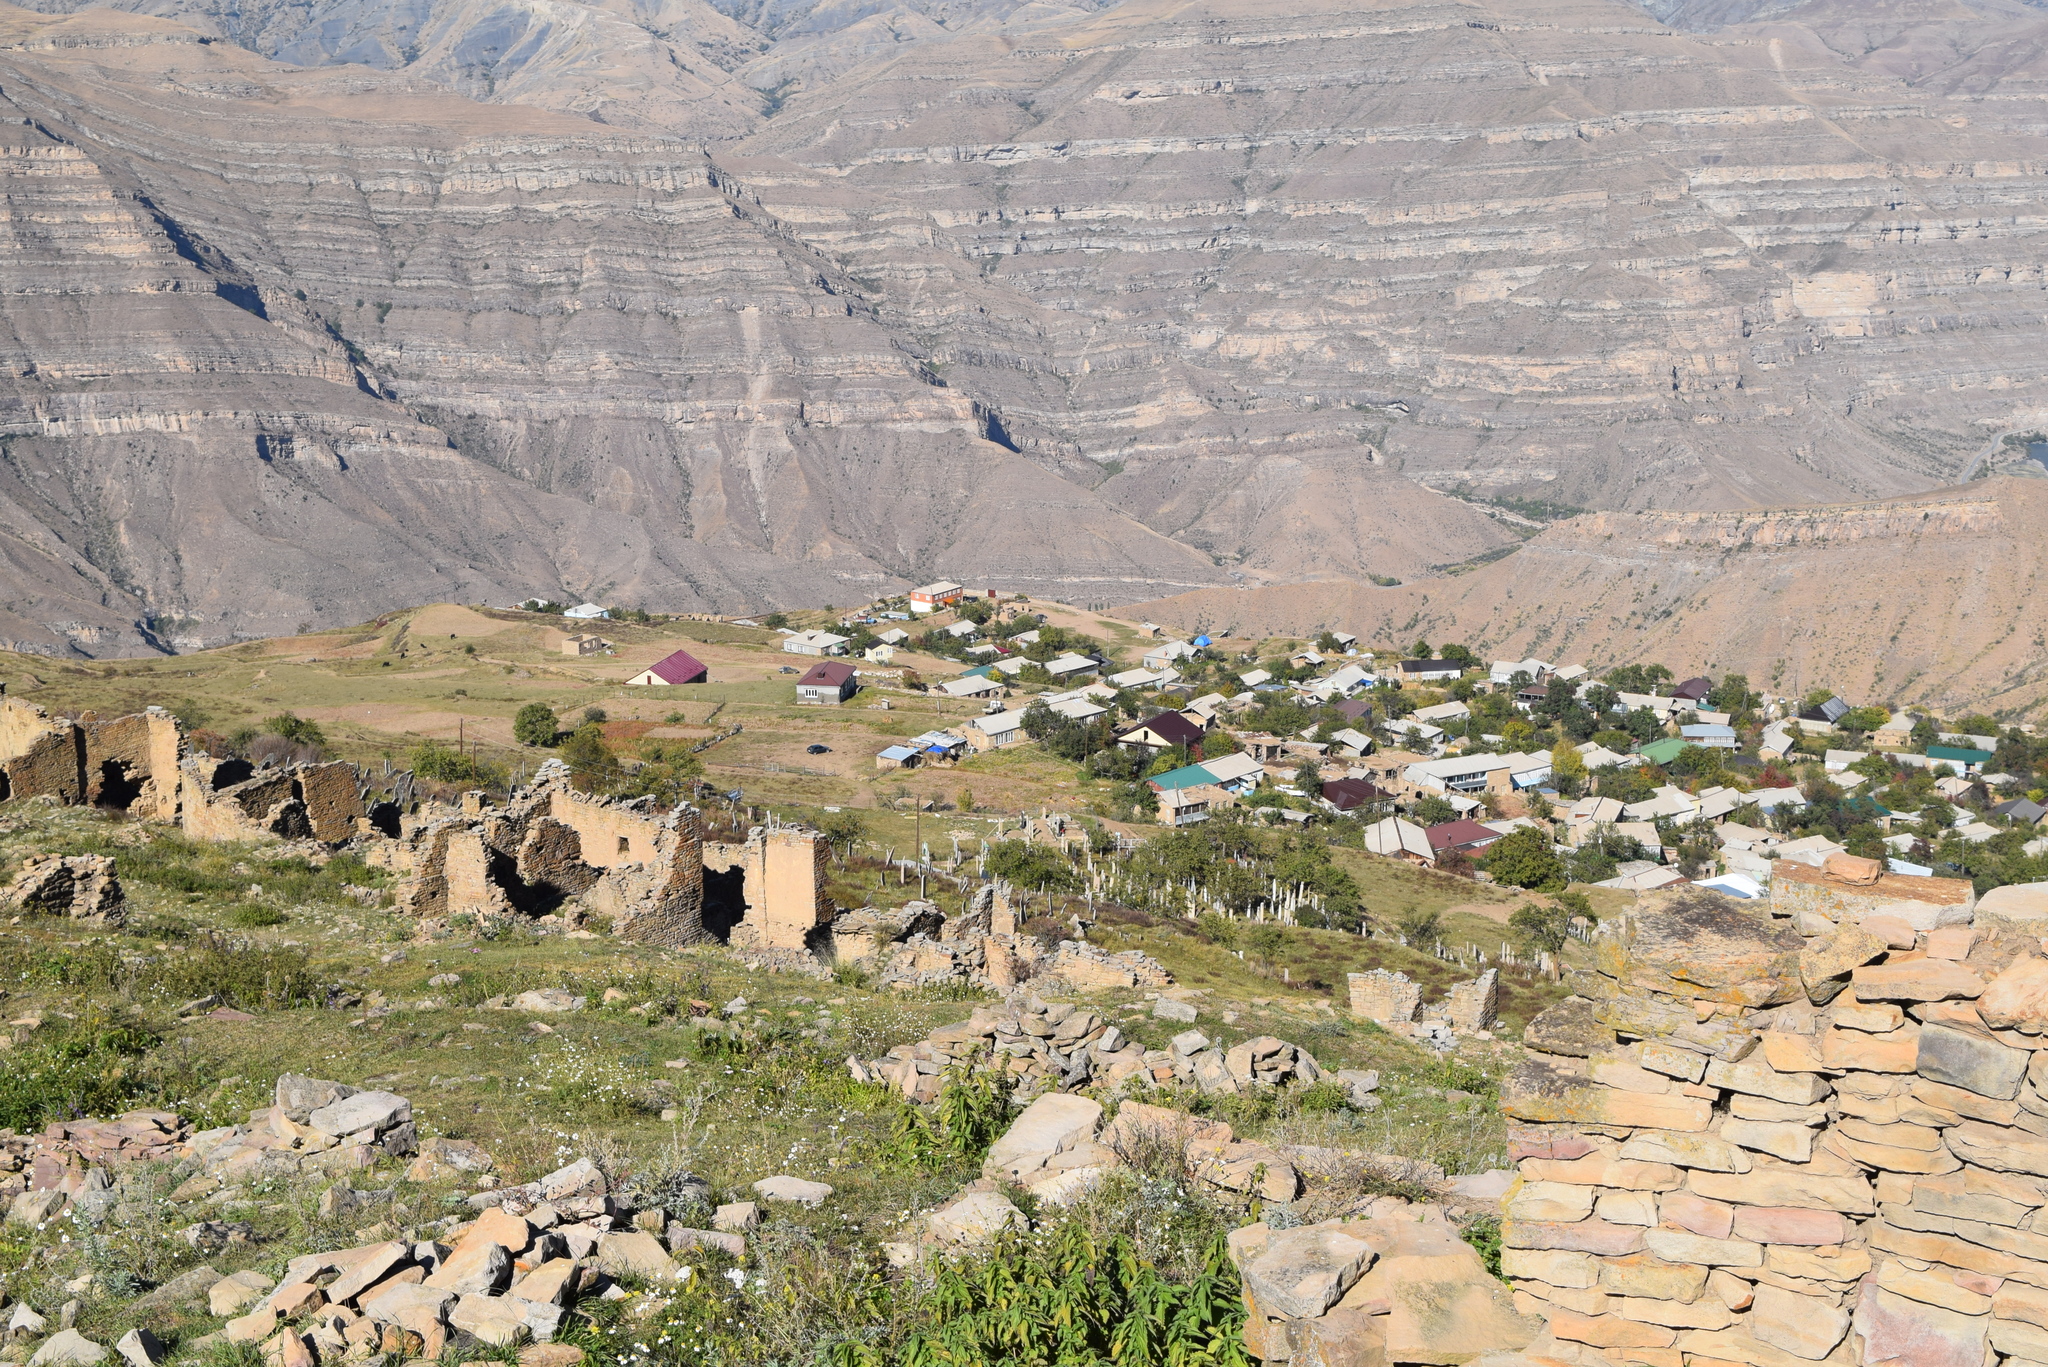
[1498,882,2048,1367]
[856,995,1138,1100]
[856,998,1325,1103]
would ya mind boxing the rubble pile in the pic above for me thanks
[891,1093,1471,1278]
[853,995,1323,1101]
[1231,1209,1545,1367]
[1498,882,2048,1367]
[853,885,1173,996]
[2,1076,419,1231]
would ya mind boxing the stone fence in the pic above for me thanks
[1499,879,2048,1367]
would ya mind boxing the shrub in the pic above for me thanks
[261,711,328,749]
[226,904,288,929]
[410,740,508,788]
[514,702,559,747]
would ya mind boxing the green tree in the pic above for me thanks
[1483,827,1565,891]
[762,612,789,630]
[558,722,618,792]
[1910,715,1939,751]
[1410,638,1432,659]
[513,702,559,747]
[262,711,328,748]
[816,809,864,859]
[1551,740,1588,797]
[1412,794,1458,826]
[1241,923,1286,974]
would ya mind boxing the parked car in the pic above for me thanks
[806,743,831,755]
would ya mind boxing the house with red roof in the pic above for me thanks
[795,660,859,705]
[625,649,709,687]
[1425,819,1506,858]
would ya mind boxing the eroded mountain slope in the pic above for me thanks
[0,5,1312,652]
[1128,474,2048,718]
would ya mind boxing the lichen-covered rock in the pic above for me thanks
[1593,891,1804,1007]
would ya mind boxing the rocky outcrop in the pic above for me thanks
[3,853,124,926]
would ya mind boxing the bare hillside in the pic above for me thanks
[1126,475,2048,718]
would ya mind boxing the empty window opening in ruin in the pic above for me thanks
[94,759,145,811]
[617,836,631,856]
[702,866,747,942]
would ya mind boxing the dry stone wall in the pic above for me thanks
[1499,884,2048,1367]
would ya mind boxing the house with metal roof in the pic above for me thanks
[795,661,858,705]
[626,648,710,687]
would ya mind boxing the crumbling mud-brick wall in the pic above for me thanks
[79,709,184,820]
[296,761,370,843]
[392,765,714,948]
[180,760,308,841]
[1499,882,2048,1367]
[0,697,83,804]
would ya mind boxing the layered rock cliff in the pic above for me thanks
[6,0,2048,654]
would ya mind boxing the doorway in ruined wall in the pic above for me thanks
[94,759,145,811]
[703,867,748,941]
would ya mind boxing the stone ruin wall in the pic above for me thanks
[1498,878,2048,1367]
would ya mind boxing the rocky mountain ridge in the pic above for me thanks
[4,0,2048,653]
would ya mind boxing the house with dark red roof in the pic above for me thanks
[1424,819,1505,857]
[795,660,859,705]
[1672,677,1714,703]
[1114,710,1208,758]
[1321,778,1394,816]
[626,648,709,687]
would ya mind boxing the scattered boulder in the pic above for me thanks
[1241,1226,1375,1320]
[752,1176,833,1207]
[27,1331,106,1367]
[925,1190,1027,1248]
[983,1094,1103,1182]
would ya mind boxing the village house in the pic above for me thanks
[561,633,610,656]
[1158,784,1230,826]
[1364,816,1434,864]
[563,603,610,621]
[626,648,710,686]
[1426,818,1504,859]
[1322,777,1394,817]
[908,581,965,614]
[1114,710,1208,758]
[1043,652,1102,681]
[1190,751,1263,794]
[1142,640,1197,671]
[1489,658,1550,686]
[1403,750,1552,794]
[1398,658,1465,683]
[937,674,1005,701]
[782,629,850,656]
[794,660,859,705]
[964,709,1029,751]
